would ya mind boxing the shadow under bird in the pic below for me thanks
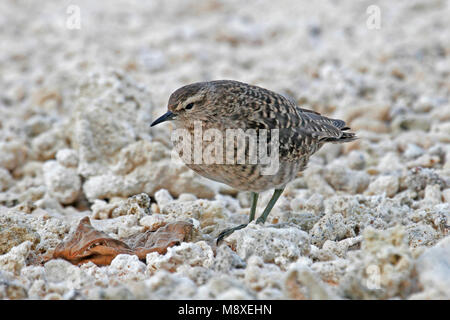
[151,80,357,243]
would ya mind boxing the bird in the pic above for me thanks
[151,80,356,243]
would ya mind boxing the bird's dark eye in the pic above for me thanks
[185,103,194,110]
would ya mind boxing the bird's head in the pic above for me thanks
[151,82,213,127]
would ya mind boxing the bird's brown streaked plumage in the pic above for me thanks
[151,80,357,242]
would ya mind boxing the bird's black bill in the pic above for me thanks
[150,111,175,127]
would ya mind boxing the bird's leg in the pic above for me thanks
[216,191,259,244]
[248,192,259,222]
[216,223,247,244]
[255,188,284,224]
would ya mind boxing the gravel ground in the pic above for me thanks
[0,0,449,299]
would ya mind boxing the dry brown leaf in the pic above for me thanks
[50,216,193,266]
[127,221,194,258]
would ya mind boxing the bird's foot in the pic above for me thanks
[255,216,266,225]
[216,223,248,245]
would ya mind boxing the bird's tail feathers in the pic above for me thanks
[322,131,357,143]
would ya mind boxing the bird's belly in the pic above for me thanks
[185,161,301,192]
[172,125,309,192]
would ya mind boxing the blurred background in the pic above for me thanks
[1,0,448,126]
[1,0,450,204]
[1,0,449,201]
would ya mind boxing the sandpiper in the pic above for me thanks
[151,80,356,243]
